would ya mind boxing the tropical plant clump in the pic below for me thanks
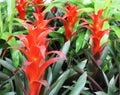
[0,0,119,95]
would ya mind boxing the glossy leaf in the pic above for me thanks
[69,72,87,95]
[68,0,83,5]
[0,6,3,32]
[53,40,70,80]
[111,25,120,38]
[4,92,16,95]
[102,71,109,86]
[0,83,11,94]
[0,71,9,80]
[108,77,117,95]
[49,70,70,95]
[47,67,53,85]
[7,0,15,33]
[0,59,15,72]
[1,32,22,67]
[101,21,110,45]
[81,90,93,95]
[76,32,85,52]
[43,67,53,95]
[82,30,90,48]
[95,91,107,95]
[77,59,87,70]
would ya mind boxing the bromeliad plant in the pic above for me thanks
[11,12,66,95]
[62,3,82,41]
[0,0,119,95]
[81,9,110,66]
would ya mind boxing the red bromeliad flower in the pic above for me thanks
[15,12,66,95]
[32,0,45,13]
[16,0,27,20]
[17,34,66,95]
[62,3,82,41]
[81,9,110,60]
[22,51,66,95]
[25,12,53,30]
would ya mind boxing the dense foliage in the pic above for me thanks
[0,0,119,95]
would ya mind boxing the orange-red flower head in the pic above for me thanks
[16,0,27,20]
[63,3,82,41]
[16,12,66,95]
[81,9,110,56]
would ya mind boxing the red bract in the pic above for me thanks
[15,12,66,95]
[32,0,45,13]
[21,50,66,95]
[22,13,53,47]
[63,3,81,41]
[16,0,27,20]
[25,12,53,31]
[17,29,50,64]
[81,9,110,58]
[33,12,53,28]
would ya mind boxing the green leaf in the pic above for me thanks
[100,45,109,61]
[47,67,53,85]
[49,32,64,43]
[7,0,15,33]
[103,0,111,9]
[61,89,70,95]
[0,32,22,67]
[102,64,109,72]
[0,32,18,46]
[68,0,83,5]
[3,92,16,95]
[77,60,87,70]
[69,72,87,95]
[108,77,117,95]
[43,67,53,95]
[67,60,87,83]
[81,89,93,95]
[82,30,90,48]
[57,27,65,34]
[94,0,111,14]
[81,0,92,5]
[49,70,70,95]
[100,21,109,46]
[0,59,15,72]
[114,12,120,21]
[14,73,28,95]
[94,0,105,13]
[0,71,9,80]
[76,32,85,52]
[13,30,28,35]
[0,83,11,94]
[0,48,3,56]
[11,49,21,67]
[102,71,109,86]
[95,91,107,95]
[53,40,70,80]
[111,25,120,38]
[0,6,3,32]
[79,8,94,12]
